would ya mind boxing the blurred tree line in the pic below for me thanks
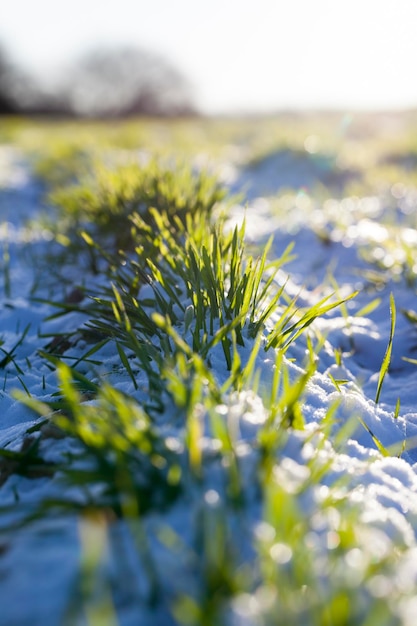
[0,43,196,118]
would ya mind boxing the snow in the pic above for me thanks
[2,140,417,623]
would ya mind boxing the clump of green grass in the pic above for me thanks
[16,363,182,517]
[44,168,353,411]
[49,159,229,253]
[32,138,95,188]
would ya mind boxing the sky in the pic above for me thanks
[1,0,417,114]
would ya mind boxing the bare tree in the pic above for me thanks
[0,44,50,115]
[0,45,17,114]
[59,45,196,118]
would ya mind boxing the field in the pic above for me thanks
[1,112,417,625]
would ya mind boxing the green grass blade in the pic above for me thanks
[375,292,396,405]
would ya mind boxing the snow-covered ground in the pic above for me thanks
[2,139,417,625]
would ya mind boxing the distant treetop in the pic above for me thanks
[0,42,196,118]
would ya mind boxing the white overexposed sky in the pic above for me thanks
[1,0,417,113]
